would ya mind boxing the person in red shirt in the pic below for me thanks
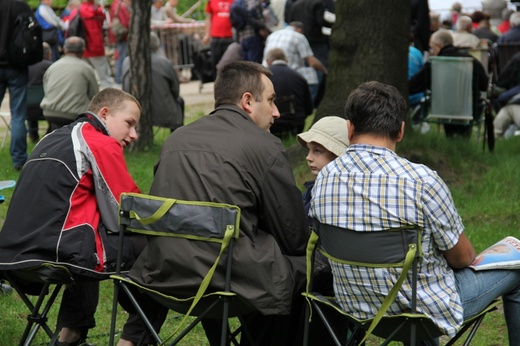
[201,0,234,74]
[498,9,515,34]
[80,0,114,88]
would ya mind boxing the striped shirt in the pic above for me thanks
[309,144,465,337]
[263,26,318,85]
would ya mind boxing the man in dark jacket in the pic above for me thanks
[409,29,488,137]
[266,47,313,138]
[118,61,310,346]
[0,0,33,170]
[122,32,184,132]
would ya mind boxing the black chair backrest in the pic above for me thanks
[274,94,296,118]
[495,42,520,75]
[315,221,420,266]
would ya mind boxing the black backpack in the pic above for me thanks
[230,0,249,31]
[8,12,43,68]
[66,12,86,40]
[230,0,263,31]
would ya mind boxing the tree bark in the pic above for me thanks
[315,0,410,122]
[128,1,152,151]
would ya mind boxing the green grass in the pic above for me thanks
[1,117,520,345]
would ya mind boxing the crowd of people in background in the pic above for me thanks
[411,1,520,139]
[4,1,520,346]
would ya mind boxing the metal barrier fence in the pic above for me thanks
[151,22,206,70]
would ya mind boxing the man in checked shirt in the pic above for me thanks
[310,81,520,345]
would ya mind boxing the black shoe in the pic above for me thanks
[0,280,13,295]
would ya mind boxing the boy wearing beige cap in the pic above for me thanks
[297,116,349,221]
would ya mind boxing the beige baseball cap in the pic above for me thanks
[297,116,349,157]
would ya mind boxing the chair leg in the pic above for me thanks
[12,282,62,346]
[220,296,230,346]
[109,279,120,346]
[120,283,163,345]
[311,301,343,346]
[302,303,311,346]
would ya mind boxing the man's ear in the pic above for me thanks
[240,92,254,114]
[396,121,405,143]
[347,120,355,143]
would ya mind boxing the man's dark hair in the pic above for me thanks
[214,61,272,107]
[344,81,407,140]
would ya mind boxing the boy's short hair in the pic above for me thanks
[297,116,349,157]
[87,88,141,114]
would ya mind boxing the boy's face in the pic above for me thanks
[306,142,337,176]
[102,100,140,148]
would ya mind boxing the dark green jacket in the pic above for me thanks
[129,105,308,315]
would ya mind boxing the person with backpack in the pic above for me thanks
[0,0,43,171]
[230,0,270,63]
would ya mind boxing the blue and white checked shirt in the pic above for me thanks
[263,26,318,85]
[310,144,465,337]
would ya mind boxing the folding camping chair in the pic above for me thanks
[109,193,257,346]
[0,179,115,346]
[0,260,112,346]
[302,221,500,346]
[270,95,298,138]
[425,56,494,151]
[494,42,520,75]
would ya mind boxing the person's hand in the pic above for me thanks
[202,34,210,45]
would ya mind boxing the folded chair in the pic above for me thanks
[302,221,500,346]
[109,193,256,346]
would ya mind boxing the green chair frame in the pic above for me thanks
[109,193,256,346]
[302,221,499,346]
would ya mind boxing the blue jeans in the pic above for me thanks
[455,267,520,345]
[115,41,128,84]
[0,66,28,167]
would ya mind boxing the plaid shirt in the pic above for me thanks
[263,26,318,85]
[310,144,465,337]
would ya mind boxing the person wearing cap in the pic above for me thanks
[297,116,349,224]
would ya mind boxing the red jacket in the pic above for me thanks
[79,1,106,57]
[0,113,140,276]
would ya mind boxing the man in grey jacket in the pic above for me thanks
[40,36,99,131]
[117,61,309,346]
[122,32,184,132]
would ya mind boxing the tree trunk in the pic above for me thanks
[315,0,410,122]
[128,1,152,151]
